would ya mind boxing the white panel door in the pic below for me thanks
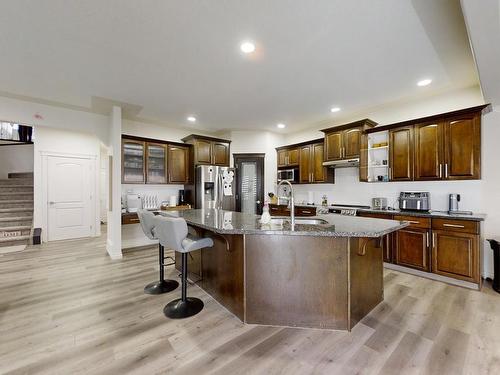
[47,156,92,241]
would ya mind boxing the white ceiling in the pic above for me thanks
[0,0,479,132]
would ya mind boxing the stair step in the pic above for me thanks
[0,216,33,227]
[8,172,33,179]
[0,235,30,246]
[0,178,34,186]
[0,200,34,208]
[0,185,33,193]
[0,225,32,231]
[0,208,33,217]
[0,192,33,201]
[0,226,31,237]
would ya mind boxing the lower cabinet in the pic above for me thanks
[394,228,430,272]
[268,204,316,217]
[432,230,479,283]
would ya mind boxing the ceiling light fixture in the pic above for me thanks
[277,123,286,129]
[240,41,256,54]
[187,116,196,122]
[330,107,341,113]
[417,79,432,87]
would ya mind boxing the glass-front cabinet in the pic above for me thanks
[146,143,167,184]
[122,140,145,183]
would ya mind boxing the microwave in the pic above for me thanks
[277,168,299,183]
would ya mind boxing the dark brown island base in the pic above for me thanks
[159,209,407,331]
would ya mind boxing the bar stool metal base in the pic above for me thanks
[144,279,179,295]
[163,297,204,319]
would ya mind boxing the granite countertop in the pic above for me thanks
[157,208,408,238]
[358,208,486,221]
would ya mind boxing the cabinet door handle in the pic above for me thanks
[445,163,448,178]
[432,232,436,249]
[443,223,465,228]
[426,232,429,247]
[439,164,442,178]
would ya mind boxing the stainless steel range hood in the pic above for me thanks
[322,158,360,168]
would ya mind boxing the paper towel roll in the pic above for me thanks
[169,195,177,207]
[307,191,314,205]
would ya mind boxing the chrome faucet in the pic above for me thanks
[277,180,295,227]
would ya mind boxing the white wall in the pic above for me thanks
[122,119,213,142]
[32,125,101,238]
[0,144,33,179]
[224,130,285,196]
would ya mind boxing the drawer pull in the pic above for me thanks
[443,223,465,228]
[301,210,312,214]
[130,218,140,222]
[408,221,420,224]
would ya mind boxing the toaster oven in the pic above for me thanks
[399,192,430,211]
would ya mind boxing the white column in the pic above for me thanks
[106,106,123,259]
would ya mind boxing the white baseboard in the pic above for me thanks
[106,239,123,260]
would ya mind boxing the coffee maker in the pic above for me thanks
[178,189,187,205]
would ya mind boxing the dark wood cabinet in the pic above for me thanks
[167,145,190,183]
[268,204,316,217]
[389,126,414,181]
[146,143,167,184]
[444,114,481,180]
[366,104,488,182]
[357,212,393,262]
[277,147,299,167]
[322,119,377,162]
[325,131,343,161]
[298,142,333,183]
[122,139,146,184]
[432,230,479,283]
[414,122,443,180]
[182,134,230,166]
[394,228,430,272]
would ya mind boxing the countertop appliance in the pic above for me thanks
[372,197,388,210]
[126,193,142,213]
[277,168,299,183]
[195,165,236,210]
[328,204,371,216]
[178,189,187,205]
[449,193,460,212]
[399,192,430,211]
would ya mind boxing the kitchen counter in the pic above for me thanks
[158,208,408,237]
[157,208,407,331]
[357,208,486,221]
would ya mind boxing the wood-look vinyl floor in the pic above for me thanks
[1,231,500,375]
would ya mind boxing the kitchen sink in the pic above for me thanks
[268,217,329,225]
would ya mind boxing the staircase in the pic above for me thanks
[0,172,34,248]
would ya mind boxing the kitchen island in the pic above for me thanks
[158,209,407,330]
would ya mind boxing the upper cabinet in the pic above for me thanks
[389,126,414,181]
[299,142,334,183]
[182,134,231,166]
[122,135,191,185]
[277,147,299,167]
[322,119,377,162]
[167,144,190,183]
[366,104,489,182]
[122,139,146,184]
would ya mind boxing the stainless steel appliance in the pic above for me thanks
[126,193,142,213]
[372,197,388,210]
[399,192,430,211]
[195,165,236,210]
[328,204,371,216]
[178,189,187,205]
[448,193,460,212]
[323,158,359,168]
[277,168,299,183]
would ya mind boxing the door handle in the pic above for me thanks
[256,200,261,205]
[426,232,429,247]
[439,164,442,179]
[445,163,448,178]
[49,201,56,205]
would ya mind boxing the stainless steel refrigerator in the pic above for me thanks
[195,165,236,211]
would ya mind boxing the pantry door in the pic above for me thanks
[234,154,264,215]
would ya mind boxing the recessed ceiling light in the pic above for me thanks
[277,123,286,129]
[330,107,341,113]
[240,41,256,54]
[187,116,196,122]
[417,79,432,87]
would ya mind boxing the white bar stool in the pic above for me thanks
[154,215,214,319]
[137,209,179,294]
